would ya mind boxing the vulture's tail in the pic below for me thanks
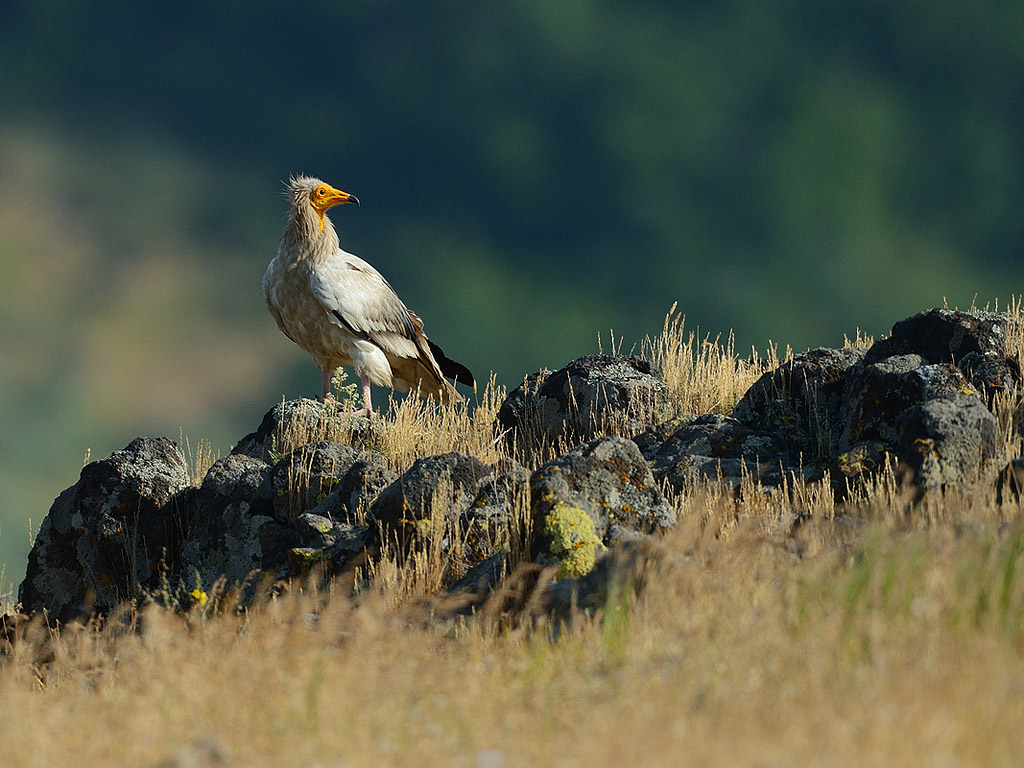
[427,340,476,389]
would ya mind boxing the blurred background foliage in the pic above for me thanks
[1,0,1022,582]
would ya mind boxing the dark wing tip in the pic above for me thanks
[427,339,476,388]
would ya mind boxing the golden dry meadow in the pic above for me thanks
[3,306,1024,768]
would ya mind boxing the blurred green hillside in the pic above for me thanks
[1,1,1022,585]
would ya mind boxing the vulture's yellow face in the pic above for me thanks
[310,183,359,230]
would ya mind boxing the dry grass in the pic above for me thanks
[4,499,1024,767]
[268,372,507,478]
[5,304,1024,767]
[642,303,782,417]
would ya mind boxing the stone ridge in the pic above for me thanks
[16,308,1023,622]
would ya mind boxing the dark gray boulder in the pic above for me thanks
[286,520,371,578]
[645,413,796,492]
[898,393,1000,493]
[305,453,396,524]
[652,413,783,462]
[371,452,493,549]
[838,357,979,452]
[293,512,338,548]
[496,355,667,461]
[959,352,1020,407]
[199,453,273,509]
[631,416,697,461]
[268,441,363,525]
[656,453,796,493]
[20,437,190,622]
[176,453,298,587]
[864,308,1008,365]
[464,459,530,562]
[733,347,866,461]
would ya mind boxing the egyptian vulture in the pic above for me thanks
[263,175,474,415]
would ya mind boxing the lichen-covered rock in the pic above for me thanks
[829,441,896,496]
[285,523,371,578]
[864,308,1008,365]
[19,437,190,622]
[305,452,396,524]
[294,512,338,548]
[530,436,673,574]
[496,355,667,461]
[733,347,866,461]
[232,398,369,463]
[542,538,663,620]
[269,441,363,525]
[177,453,299,587]
[837,357,978,452]
[898,393,999,493]
[541,502,606,578]
[371,452,493,548]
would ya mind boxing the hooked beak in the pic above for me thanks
[315,185,360,230]
[326,187,359,208]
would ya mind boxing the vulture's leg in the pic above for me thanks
[343,376,374,418]
[319,366,334,401]
[361,376,373,415]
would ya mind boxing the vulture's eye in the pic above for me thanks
[316,187,328,197]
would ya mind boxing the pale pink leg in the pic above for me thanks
[319,367,334,401]
[361,376,374,415]
[318,367,374,418]
[340,376,375,418]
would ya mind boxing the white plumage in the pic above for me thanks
[263,175,474,414]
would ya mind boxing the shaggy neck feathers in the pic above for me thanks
[280,179,341,265]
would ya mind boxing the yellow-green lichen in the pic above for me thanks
[543,502,605,578]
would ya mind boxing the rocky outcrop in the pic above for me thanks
[21,408,392,620]
[17,307,1023,622]
[635,308,1014,497]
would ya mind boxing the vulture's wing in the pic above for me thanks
[309,250,443,374]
